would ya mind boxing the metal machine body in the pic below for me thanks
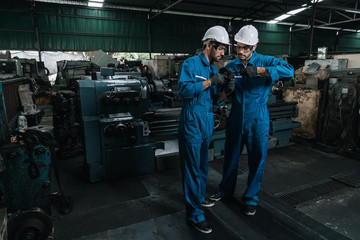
[78,77,165,182]
[0,143,52,215]
[319,69,360,152]
[268,81,301,147]
[268,101,301,146]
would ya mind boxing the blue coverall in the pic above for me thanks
[217,50,294,206]
[178,52,220,224]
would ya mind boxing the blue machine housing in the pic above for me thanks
[78,79,164,182]
[0,143,52,214]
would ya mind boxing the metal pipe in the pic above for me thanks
[147,13,152,59]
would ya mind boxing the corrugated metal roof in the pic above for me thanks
[34,0,360,32]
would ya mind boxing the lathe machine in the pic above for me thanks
[78,69,213,182]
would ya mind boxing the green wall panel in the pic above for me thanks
[0,12,33,30]
[0,31,36,50]
[337,34,360,51]
[1,1,359,56]
[38,15,147,35]
[40,33,148,52]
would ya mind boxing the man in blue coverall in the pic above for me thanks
[209,25,294,216]
[178,25,235,234]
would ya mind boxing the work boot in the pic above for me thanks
[189,220,212,234]
[243,205,257,216]
[208,193,222,201]
[201,199,215,208]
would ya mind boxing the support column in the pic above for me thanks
[30,0,42,61]
[308,5,316,59]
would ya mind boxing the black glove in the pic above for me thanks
[219,67,234,82]
[223,77,235,94]
[240,66,257,78]
[210,73,225,87]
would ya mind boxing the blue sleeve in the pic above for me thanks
[178,58,204,99]
[262,56,294,82]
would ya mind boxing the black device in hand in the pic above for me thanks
[218,67,235,94]
[219,67,234,82]
[210,73,225,87]
[240,66,257,78]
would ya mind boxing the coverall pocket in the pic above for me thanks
[247,77,262,95]
[183,110,201,143]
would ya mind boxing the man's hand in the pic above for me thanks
[210,73,225,87]
[219,67,234,82]
[240,66,257,78]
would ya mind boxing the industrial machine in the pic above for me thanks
[318,68,360,154]
[268,81,301,147]
[0,67,58,240]
[77,69,186,182]
[0,80,54,239]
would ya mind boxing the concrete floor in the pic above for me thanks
[50,143,360,240]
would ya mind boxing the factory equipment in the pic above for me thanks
[318,68,360,154]
[268,81,301,147]
[55,60,94,91]
[78,66,229,182]
[52,90,83,159]
[0,72,69,239]
[19,58,51,89]
[0,59,23,78]
[78,73,167,182]
[0,78,54,239]
[268,101,301,146]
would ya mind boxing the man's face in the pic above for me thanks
[210,43,227,62]
[236,43,256,61]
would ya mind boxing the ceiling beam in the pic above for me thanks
[317,17,360,28]
[149,0,183,20]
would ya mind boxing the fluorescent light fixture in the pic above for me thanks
[268,20,278,24]
[88,2,103,7]
[275,14,291,21]
[287,7,307,15]
[91,0,104,2]
[357,30,360,33]
[345,9,360,14]
[301,4,307,7]
[311,0,323,3]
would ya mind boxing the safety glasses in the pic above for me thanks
[211,43,227,53]
[234,44,253,52]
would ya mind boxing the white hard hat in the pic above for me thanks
[234,25,259,45]
[202,26,230,45]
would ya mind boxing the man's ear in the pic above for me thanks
[205,42,212,50]
[252,44,257,51]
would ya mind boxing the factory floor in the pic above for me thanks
[49,140,360,240]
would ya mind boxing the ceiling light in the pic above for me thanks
[311,0,323,3]
[88,2,103,7]
[275,14,291,21]
[267,20,278,24]
[287,7,307,15]
[90,0,104,2]
[345,9,360,14]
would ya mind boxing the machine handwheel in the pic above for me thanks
[213,114,221,130]
[7,208,53,240]
[141,65,156,83]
